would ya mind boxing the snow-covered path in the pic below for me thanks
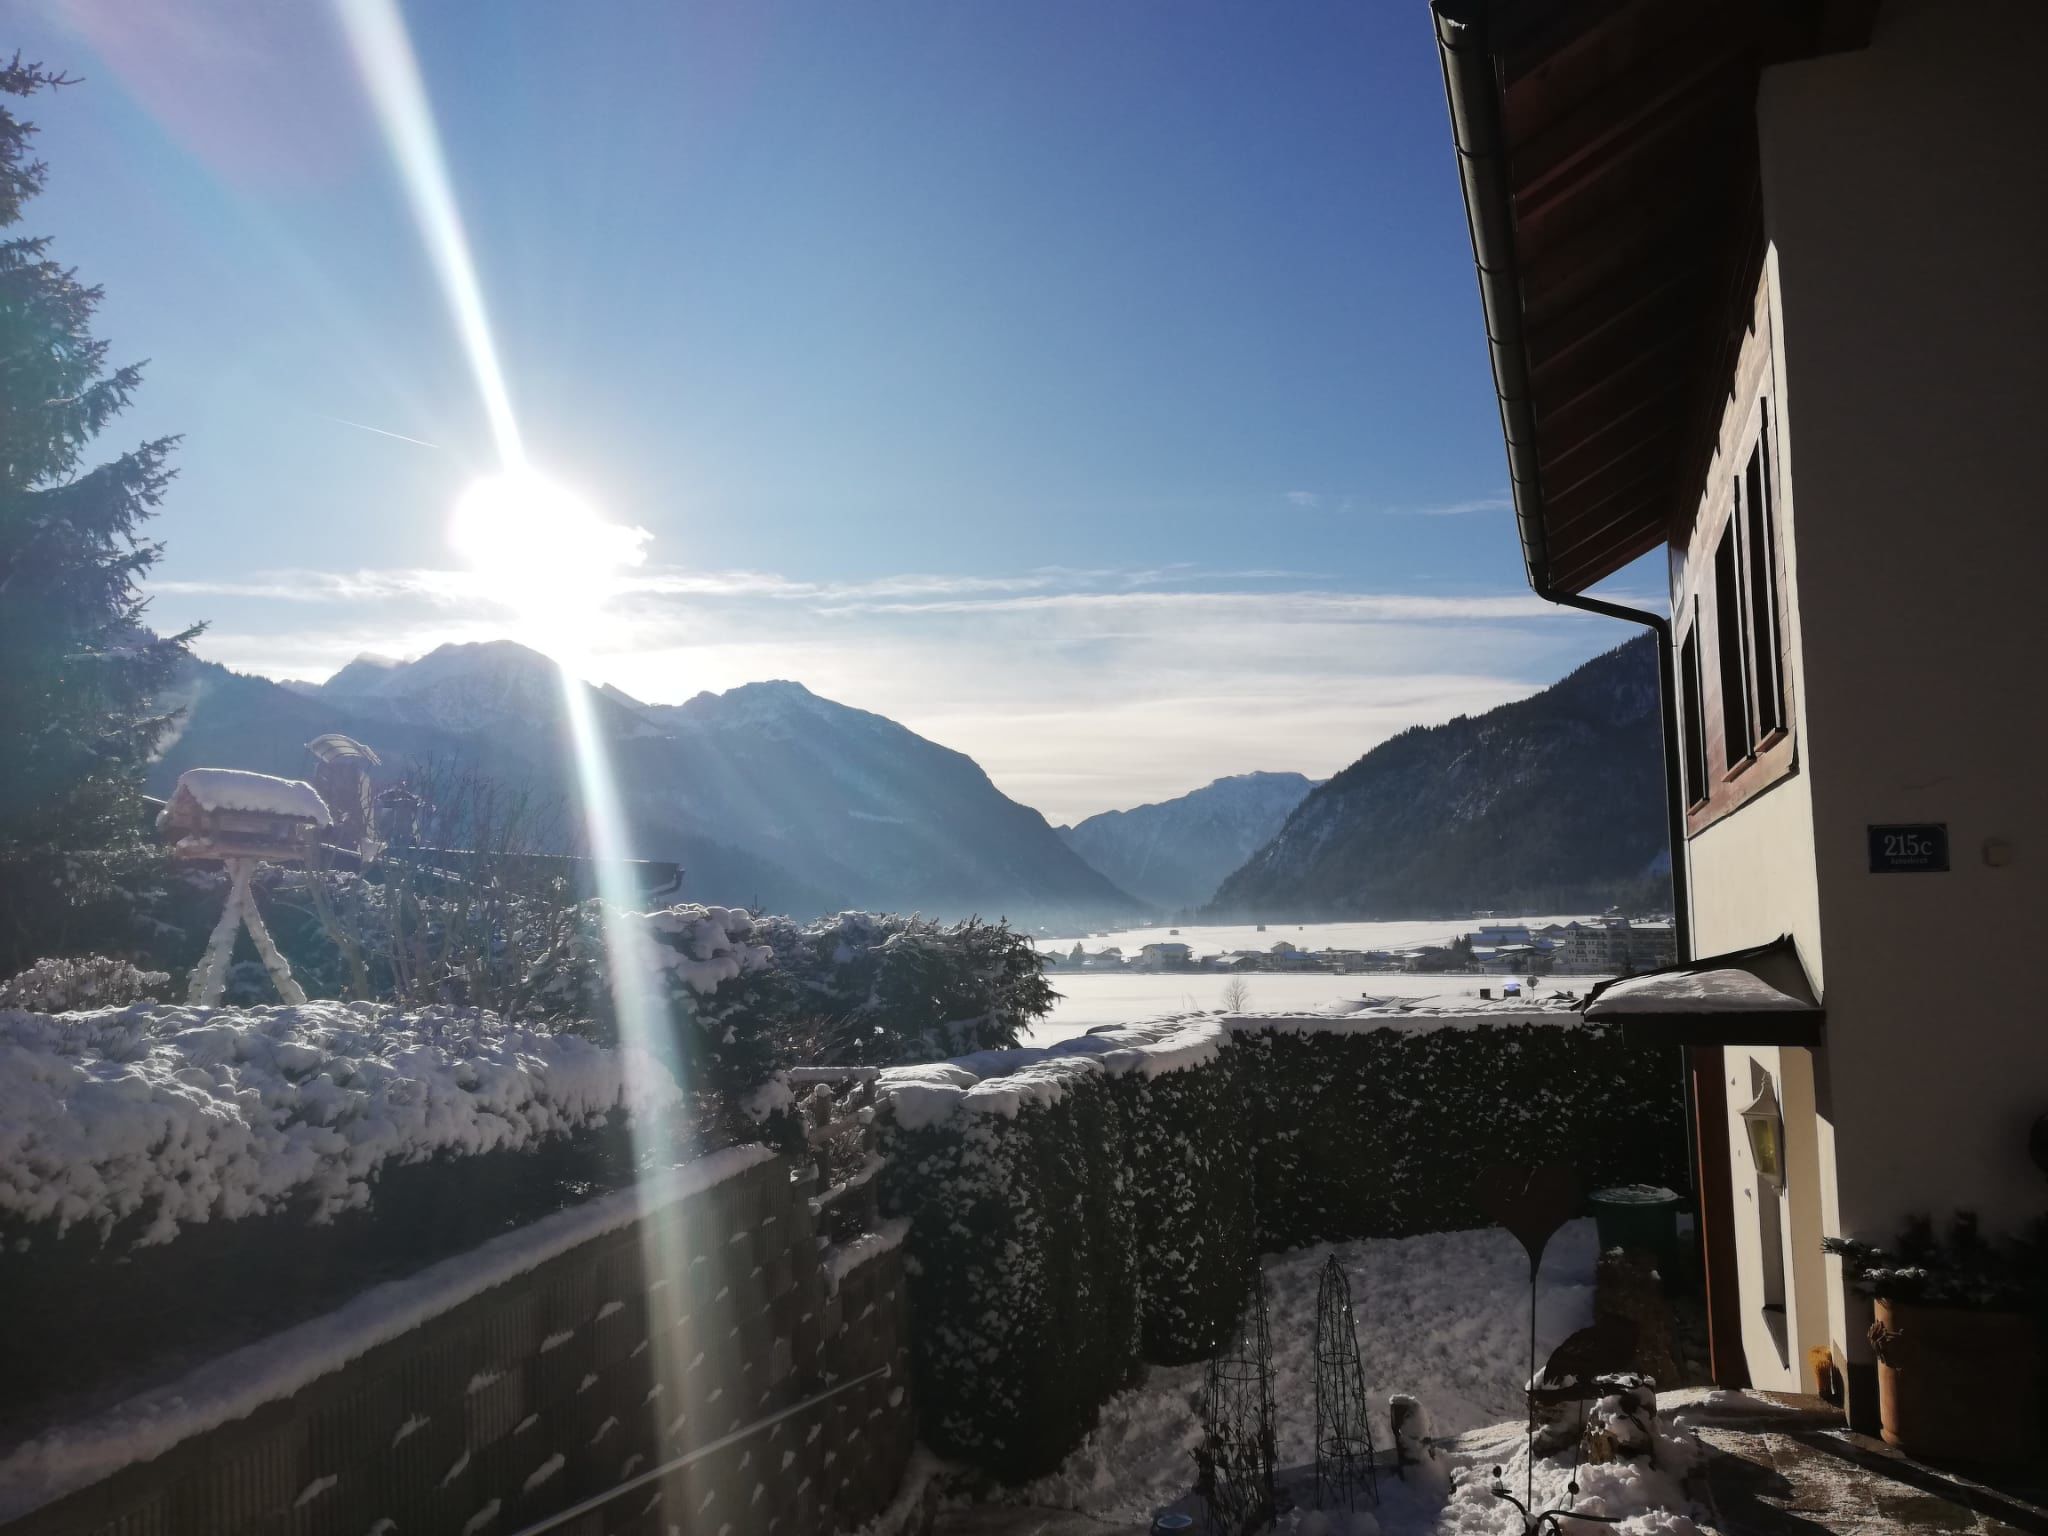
[1023,1220,1602,1520]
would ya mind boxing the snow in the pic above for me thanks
[1586,968,1807,1015]
[882,1000,1594,1132]
[1024,1220,1601,1520]
[0,1001,683,1244]
[1033,918,1605,964]
[632,906,775,997]
[1028,974,1611,1044]
[0,1145,773,1522]
[1024,1216,1711,1536]
[875,1017,1228,1130]
[165,768,331,826]
[822,1218,912,1293]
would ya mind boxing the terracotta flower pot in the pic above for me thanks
[1870,1298,2042,1465]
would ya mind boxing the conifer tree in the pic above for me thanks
[0,57,200,959]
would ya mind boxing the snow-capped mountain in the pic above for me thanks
[1057,771,1317,912]
[1207,636,1668,920]
[148,642,1138,927]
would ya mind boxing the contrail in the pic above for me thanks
[311,411,440,449]
[311,411,440,450]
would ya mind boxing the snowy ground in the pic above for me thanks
[1032,919,1602,961]
[1019,1218,1703,1536]
[1027,974,1610,1043]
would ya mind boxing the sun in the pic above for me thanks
[449,470,645,658]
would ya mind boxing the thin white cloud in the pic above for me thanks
[1382,493,1515,517]
[1285,490,1321,508]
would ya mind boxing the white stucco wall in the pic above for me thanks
[1751,0,2048,1378]
[1760,0,2048,1234]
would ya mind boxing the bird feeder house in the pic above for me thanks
[158,767,332,863]
[158,768,332,1006]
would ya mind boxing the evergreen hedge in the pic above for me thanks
[875,1011,1686,1483]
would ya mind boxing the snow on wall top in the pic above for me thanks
[1231,992,1589,1035]
[0,1145,774,1523]
[877,1015,1228,1130]
[0,1002,683,1245]
[165,768,332,826]
[876,996,1590,1131]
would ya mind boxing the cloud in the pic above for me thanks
[168,561,1642,823]
[1284,490,1321,508]
[1381,493,1516,517]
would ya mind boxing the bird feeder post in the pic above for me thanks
[159,768,333,1007]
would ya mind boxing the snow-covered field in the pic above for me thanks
[1028,973,1611,1043]
[1033,917,1601,961]
[1022,1219,1704,1536]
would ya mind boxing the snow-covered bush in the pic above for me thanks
[751,910,1055,1064]
[0,1000,683,1246]
[532,902,789,1137]
[0,954,168,1012]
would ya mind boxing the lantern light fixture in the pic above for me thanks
[1741,1077,1785,1188]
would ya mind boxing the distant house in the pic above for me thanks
[1437,0,2048,1417]
[1138,942,1195,970]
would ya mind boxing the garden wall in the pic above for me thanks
[0,1151,915,1536]
[874,1003,1687,1482]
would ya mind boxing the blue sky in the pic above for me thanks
[14,1,1653,821]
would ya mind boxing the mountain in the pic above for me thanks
[1207,637,1669,920]
[146,642,1137,927]
[1057,771,1317,912]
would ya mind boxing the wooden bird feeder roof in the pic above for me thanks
[158,768,333,863]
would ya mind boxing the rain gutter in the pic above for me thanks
[1434,0,1729,1379]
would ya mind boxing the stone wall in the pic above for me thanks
[1,1154,914,1536]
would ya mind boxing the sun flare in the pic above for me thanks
[448,470,645,658]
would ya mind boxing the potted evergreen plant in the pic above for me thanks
[1824,1213,2044,1465]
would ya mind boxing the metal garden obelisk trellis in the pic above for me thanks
[1313,1254,1379,1512]
[1194,1263,1277,1536]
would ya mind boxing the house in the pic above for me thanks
[1138,941,1195,970]
[1435,0,2048,1421]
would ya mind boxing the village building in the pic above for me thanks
[1436,0,2048,1421]
[1137,941,1195,970]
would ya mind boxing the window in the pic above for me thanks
[1714,522,1750,768]
[1742,424,1786,739]
[1679,616,1708,808]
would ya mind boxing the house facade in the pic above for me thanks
[1436,0,2048,1419]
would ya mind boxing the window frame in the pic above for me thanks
[1678,393,1798,837]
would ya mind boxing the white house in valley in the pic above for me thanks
[1435,0,2048,1422]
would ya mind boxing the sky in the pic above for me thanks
[12,1,1658,823]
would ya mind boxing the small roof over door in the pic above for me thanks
[1583,935,1822,1046]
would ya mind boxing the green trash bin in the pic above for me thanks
[1587,1184,1684,1273]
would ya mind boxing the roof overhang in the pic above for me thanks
[1432,0,1878,596]
[1583,935,1823,1046]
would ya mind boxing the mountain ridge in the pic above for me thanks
[147,642,1138,927]
[1206,636,1669,920]
[1057,770,1318,912]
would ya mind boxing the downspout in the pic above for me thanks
[1435,0,1730,1376]
[1432,0,1692,957]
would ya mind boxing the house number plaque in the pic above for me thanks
[1867,823,1949,873]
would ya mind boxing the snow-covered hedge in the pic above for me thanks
[873,1004,1687,1482]
[875,1019,1247,1479]
[1237,1005,1688,1250]
[0,1001,683,1246]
